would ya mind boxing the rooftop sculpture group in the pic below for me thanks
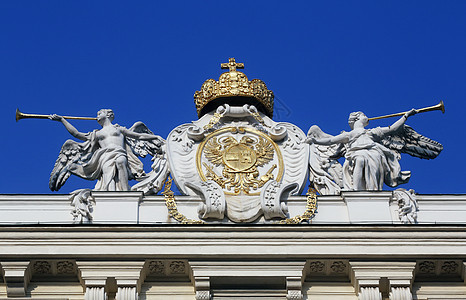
[306,107,443,195]
[16,58,444,223]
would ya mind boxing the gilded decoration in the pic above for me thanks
[278,187,317,224]
[196,127,284,195]
[194,58,274,118]
[162,177,204,224]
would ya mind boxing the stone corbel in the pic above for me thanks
[286,276,303,300]
[0,261,31,297]
[193,276,211,300]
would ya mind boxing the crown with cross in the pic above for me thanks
[194,58,274,118]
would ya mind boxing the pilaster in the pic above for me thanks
[85,287,106,300]
[359,287,382,300]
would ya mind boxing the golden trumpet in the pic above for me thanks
[368,100,445,121]
[16,108,97,122]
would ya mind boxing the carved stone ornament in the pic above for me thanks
[286,289,303,300]
[69,189,95,223]
[57,261,75,274]
[195,290,211,300]
[148,260,165,275]
[393,188,418,224]
[418,261,435,274]
[330,261,346,273]
[33,261,52,274]
[309,261,325,273]
[169,261,186,274]
[186,180,226,220]
[166,102,309,223]
[441,261,459,274]
[260,180,297,220]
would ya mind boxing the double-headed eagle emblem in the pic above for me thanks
[202,134,276,194]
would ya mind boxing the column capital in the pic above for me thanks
[350,261,416,293]
[77,261,145,292]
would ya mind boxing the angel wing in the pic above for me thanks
[307,125,345,195]
[255,137,274,167]
[127,121,165,157]
[126,121,170,194]
[131,147,170,195]
[49,139,87,191]
[204,137,224,166]
[380,125,443,159]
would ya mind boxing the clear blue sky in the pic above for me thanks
[1,1,465,194]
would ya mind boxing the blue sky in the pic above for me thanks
[1,1,465,194]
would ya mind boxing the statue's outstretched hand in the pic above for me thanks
[49,114,64,121]
[404,108,417,118]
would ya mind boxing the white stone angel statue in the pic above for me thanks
[49,109,168,192]
[305,109,443,194]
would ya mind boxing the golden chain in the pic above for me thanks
[278,187,317,224]
[162,176,316,225]
[162,177,204,224]
[203,112,223,131]
[249,110,269,128]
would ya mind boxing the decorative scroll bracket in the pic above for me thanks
[185,181,226,220]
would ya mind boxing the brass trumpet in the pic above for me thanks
[16,109,97,122]
[368,100,445,121]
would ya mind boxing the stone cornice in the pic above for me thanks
[0,225,465,259]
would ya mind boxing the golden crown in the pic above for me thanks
[194,58,274,118]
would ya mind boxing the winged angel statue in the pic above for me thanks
[49,109,168,194]
[305,109,443,195]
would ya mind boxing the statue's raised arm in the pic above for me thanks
[49,114,88,141]
[49,109,168,193]
[305,107,443,194]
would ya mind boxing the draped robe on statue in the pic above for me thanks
[67,128,145,191]
[343,127,411,190]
